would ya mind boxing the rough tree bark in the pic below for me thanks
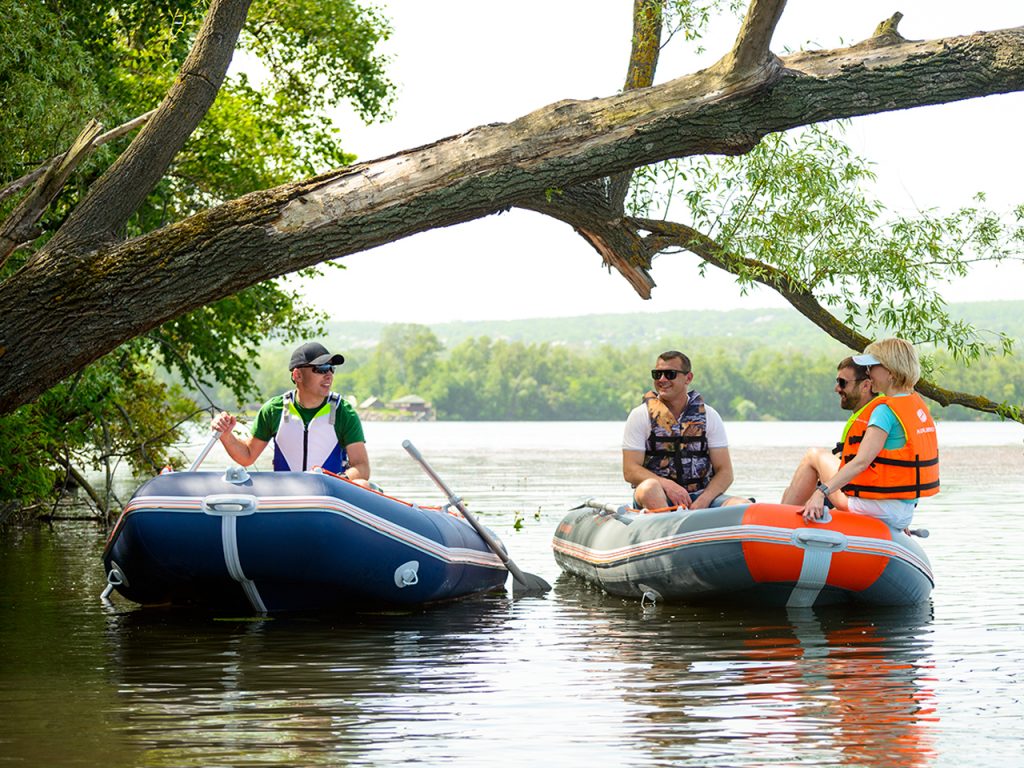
[1,0,1022,415]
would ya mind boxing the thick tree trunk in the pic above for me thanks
[1,23,1022,414]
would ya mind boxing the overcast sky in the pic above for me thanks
[278,1,1023,324]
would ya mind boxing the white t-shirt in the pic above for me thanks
[622,398,729,452]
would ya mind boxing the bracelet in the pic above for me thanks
[817,482,831,497]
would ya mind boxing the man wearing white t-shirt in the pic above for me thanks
[622,351,747,511]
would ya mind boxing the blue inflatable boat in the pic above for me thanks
[102,468,509,612]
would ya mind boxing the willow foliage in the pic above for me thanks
[629,123,1022,366]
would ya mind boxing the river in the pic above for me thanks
[2,421,1023,766]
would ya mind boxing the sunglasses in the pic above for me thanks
[652,369,688,380]
[836,376,867,388]
[305,364,335,375]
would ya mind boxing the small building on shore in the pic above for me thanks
[357,394,435,421]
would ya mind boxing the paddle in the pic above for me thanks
[570,497,636,524]
[402,440,551,596]
[187,430,223,472]
[572,497,633,514]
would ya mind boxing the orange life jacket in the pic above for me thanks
[839,393,939,499]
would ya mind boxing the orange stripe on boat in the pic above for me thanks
[740,503,892,591]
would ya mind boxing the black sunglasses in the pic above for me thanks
[836,376,867,388]
[652,369,688,380]
[305,364,335,375]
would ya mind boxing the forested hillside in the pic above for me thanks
[206,301,1024,422]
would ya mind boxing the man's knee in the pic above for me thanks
[634,478,665,506]
[798,447,823,469]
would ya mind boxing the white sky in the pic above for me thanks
[287,1,1023,324]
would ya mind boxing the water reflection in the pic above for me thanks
[104,597,519,766]
[102,581,938,766]
[720,606,937,767]
[555,580,938,766]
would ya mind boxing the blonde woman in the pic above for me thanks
[801,338,939,529]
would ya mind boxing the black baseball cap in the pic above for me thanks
[288,342,345,370]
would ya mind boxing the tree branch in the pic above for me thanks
[715,0,787,80]
[39,0,252,258]
[0,110,156,207]
[52,452,109,519]
[0,111,158,268]
[0,121,102,266]
[608,0,665,211]
[632,216,1024,423]
[519,183,657,297]
[624,0,664,91]
[2,20,1024,414]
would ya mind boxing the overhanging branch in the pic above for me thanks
[633,217,1024,423]
[2,18,1024,413]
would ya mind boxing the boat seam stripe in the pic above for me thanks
[126,495,506,570]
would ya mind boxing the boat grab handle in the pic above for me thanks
[791,528,848,552]
[202,494,258,516]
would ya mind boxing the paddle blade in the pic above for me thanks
[511,570,551,597]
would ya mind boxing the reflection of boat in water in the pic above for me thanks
[597,602,939,766]
[103,598,515,765]
[552,501,933,607]
[102,469,509,612]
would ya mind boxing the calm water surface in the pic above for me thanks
[2,421,1023,766]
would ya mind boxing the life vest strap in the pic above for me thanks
[647,447,708,459]
[871,455,939,468]
[846,479,940,495]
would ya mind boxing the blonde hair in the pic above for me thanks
[863,338,920,389]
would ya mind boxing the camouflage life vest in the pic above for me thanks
[641,389,712,493]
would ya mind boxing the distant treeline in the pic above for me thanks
[321,300,1024,353]
[217,322,1022,422]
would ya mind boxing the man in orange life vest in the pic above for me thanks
[211,342,371,485]
[800,338,940,530]
[623,351,748,511]
[781,356,878,505]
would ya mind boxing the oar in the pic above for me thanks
[187,430,223,472]
[570,497,636,524]
[402,440,551,596]
[572,497,629,515]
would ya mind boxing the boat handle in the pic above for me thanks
[201,494,258,516]
[791,528,848,552]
